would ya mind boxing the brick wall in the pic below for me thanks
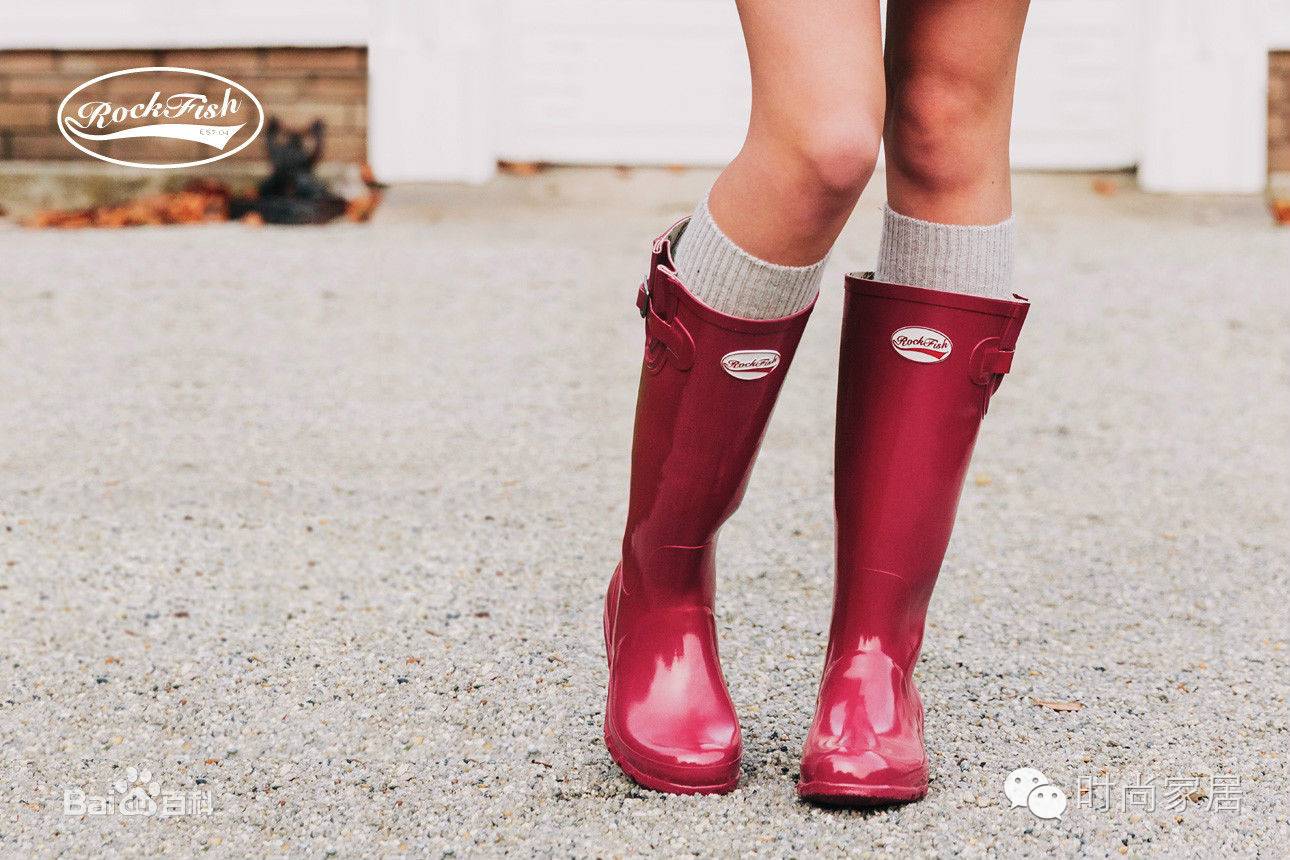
[0,47,367,163]
[1272,52,1290,173]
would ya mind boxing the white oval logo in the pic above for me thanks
[57,67,264,169]
[721,349,780,380]
[891,326,952,363]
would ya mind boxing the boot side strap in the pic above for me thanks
[636,281,694,371]
[969,337,1013,387]
[969,305,1026,388]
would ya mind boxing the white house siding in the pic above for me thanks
[3,0,1288,191]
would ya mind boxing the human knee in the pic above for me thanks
[886,71,1003,195]
[791,116,882,206]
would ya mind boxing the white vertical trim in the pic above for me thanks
[1268,0,1290,46]
[1138,1,1269,193]
[368,0,496,183]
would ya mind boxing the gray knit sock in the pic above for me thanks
[671,194,825,319]
[874,205,1015,299]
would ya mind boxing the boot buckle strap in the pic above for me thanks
[637,277,694,371]
[646,306,694,371]
[969,337,1014,386]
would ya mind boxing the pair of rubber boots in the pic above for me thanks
[604,220,1029,802]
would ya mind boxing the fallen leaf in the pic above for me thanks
[1092,178,1119,196]
[498,160,545,176]
[345,191,383,222]
[974,474,993,487]
[1033,698,1084,712]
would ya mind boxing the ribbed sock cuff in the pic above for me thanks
[672,195,825,320]
[874,205,1015,299]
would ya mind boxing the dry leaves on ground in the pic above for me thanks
[1271,198,1290,225]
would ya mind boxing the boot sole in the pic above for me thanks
[603,724,739,795]
[796,780,927,806]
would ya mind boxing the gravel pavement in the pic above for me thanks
[2,169,1288,856]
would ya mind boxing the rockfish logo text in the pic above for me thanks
[58,67,264,169]
[721,349,781,380]
[891,326,952,363]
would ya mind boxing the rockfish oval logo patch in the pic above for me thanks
[721,349,780,380]
[58,67,264,169]
[891,326,952,363]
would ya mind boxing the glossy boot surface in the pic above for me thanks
[605,221,815,795]
[798,275,1028,805]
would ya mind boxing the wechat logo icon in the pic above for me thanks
[1004,767,1067,821]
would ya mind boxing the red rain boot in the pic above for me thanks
[605,220,815,794]
[797,274,1028,805]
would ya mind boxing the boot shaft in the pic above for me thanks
[621,221,814,602]
[830,275,1028,665]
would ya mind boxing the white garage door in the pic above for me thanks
[493,0,1139,170]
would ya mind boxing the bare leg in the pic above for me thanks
[708,0,885,265]
[884,0,1030,224]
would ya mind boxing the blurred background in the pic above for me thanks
[2,0,1289,203]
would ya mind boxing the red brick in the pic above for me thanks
[6,75,93,99]
[0,101,54,128]
[262,48,365,72]
[268,102,353,129]
[105,136,207,165]
[301,76,367,100]
[0,51,57,73]
[316,131,367,163]
[1271,142,1290,173]
[243,78,304,109]
[8,133,77,159]
[161,49,263,74]
[102,83,225,108]
[58,50,158,74]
